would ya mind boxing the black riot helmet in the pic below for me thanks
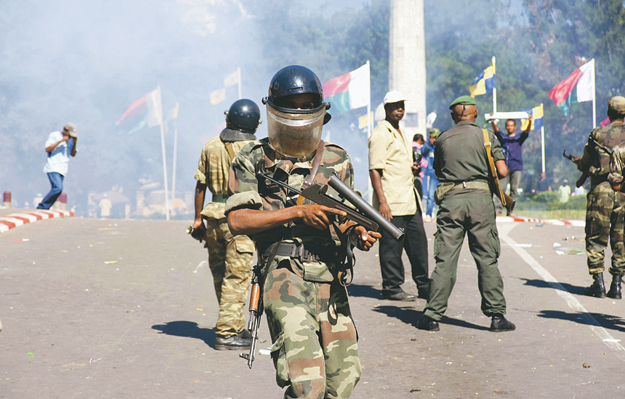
[262,66,331,158]
[220,99,260,142]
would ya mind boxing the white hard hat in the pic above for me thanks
[383,90,407,105]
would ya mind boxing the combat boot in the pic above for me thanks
[607,274,622,299]
[584,273,606,298]
[215,334,252,351]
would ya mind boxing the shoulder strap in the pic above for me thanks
[223,141,237,163]
[482,129,507,206]
[296,140,325,205]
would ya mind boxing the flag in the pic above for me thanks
[520,104,544,131]
[469,59,496,98]
[210,88,226,105]
[224,69,240,87]
[548,59,594,116]
[600,117,610,127]
[359,112,373,129]
[322,63,370,113]
[116,87,163,134]
[167,102,179,122]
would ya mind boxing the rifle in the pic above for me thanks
[563,138,615,188]
[240,263,265,369]
[562,150,588,188]
[482,129,515,215]
[255,163,404,240]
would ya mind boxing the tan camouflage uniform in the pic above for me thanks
[194,136,255,338]
[225,138,360,399]
[580,121,625,276]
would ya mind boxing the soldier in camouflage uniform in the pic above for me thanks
[192,99,260,350]
[586,96,625,299]
[226,66,380,399]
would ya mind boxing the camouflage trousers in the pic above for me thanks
[264,261,360,399]
[204,217,254,338]
[585,181,625,276]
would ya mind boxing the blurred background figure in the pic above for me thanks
[558,179,571,203]
[412,133,425,198]
[421,128,440,222]
[37,123,78,210]
[536,172,551,193]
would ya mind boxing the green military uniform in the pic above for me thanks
[580,121,625,276]
[422,121,508,321]
[225,138,360,399]
[194,136,255,339]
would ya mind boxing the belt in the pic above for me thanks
[212,194,227,203]
[450,180,490,191]
[263,241,336,263]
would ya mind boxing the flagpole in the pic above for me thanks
[157,86,170,221]
[366,60,373,204]
[591,58,596,128]
[492,56,497,114]
[238,67,242,100]
[171,119,178,214]
[540,103,545,174]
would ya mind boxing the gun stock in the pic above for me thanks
[240,265,263,369]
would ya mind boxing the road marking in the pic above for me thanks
[499,224,625,362]
[193,260,207,274]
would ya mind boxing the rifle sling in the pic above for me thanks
[482,129,507,206]
[260,239,283,278]
[296,140,325,206]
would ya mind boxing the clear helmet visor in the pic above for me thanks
[266,105,325,158]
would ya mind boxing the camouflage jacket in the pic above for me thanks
[225,138,354,282]
[581,121,625,188]
[194,136,254,219]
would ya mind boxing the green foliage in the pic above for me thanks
[533,191,560,203]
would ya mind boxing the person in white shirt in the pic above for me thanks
[37,123,78,209]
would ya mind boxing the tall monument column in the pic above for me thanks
[389,0,426,133]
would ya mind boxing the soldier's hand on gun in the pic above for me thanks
[299,204,346,230]
[351,225,381,251]
[190,218,206,242]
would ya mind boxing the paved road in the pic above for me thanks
[1,214,624,398]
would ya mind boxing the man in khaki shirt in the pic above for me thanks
[368,91,429,301]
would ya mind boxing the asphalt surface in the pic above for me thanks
[1,213,624,398]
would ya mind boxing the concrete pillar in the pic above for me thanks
[58,193,67,211]
[3,191,11,208]
[389,0,427,134]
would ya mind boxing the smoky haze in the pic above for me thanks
[0,0,276,217]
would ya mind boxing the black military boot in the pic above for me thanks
[584,273,607,298]
[607,274,622,299]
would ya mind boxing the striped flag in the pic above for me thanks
[520,104,544,131]
[116,87,163,134]
[322,63,370,113]
[549,59,594,116]
[469,59,496,98]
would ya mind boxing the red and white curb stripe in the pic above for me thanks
[0,210,74,233]
[496,215,585,227]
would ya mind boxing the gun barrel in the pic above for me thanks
[327,176,404,241]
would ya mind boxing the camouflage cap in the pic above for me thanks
[608,96,625,114]
[64,123,77,138]
[449,95,476,109]
[429,128,440,137]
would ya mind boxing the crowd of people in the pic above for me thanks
[188,65,523,398]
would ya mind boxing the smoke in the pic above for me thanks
[0,0,272,215]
